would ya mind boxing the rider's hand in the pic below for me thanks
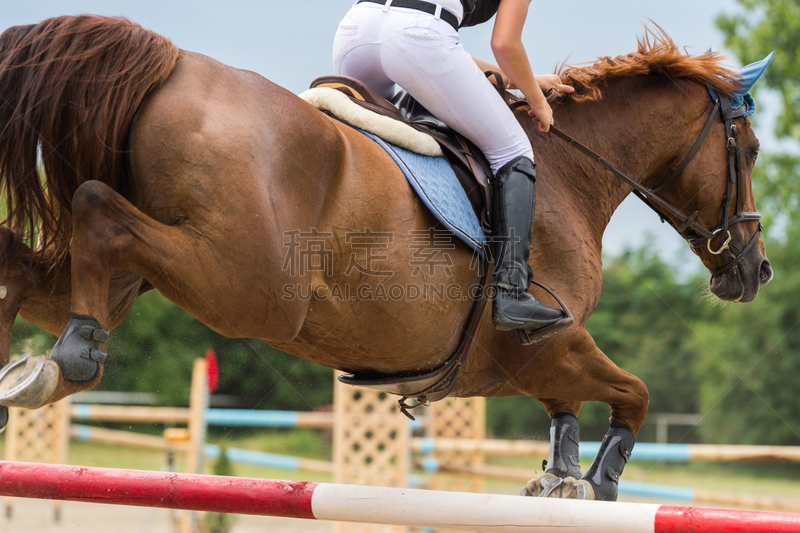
[536,74,574,97]
[528,100,554,132]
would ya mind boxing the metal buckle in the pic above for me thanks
[707,229,732,255]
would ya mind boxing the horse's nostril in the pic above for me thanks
[759,260,773,285]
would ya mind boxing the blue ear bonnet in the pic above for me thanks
[707,51,774,118]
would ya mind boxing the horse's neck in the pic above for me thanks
[543,78,700,237]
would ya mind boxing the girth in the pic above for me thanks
[338,266,489,419]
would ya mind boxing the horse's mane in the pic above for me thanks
[0,16,179,264]
[560,27,741,103]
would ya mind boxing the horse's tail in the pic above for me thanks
[0,15,179,260]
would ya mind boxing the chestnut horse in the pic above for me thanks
[0,16,772,500]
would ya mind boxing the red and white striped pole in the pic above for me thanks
[1,461,798,533]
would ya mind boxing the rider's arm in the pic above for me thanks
[489,0,552,131]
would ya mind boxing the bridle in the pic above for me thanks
[542,87,763,277]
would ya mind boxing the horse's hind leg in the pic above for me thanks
[62,182,307,338]
[0,182,155,408]
[5,180,306,407]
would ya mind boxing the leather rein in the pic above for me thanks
[528,87,763,277]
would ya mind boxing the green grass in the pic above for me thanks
[209,427,331,461]
[70,440,169,472]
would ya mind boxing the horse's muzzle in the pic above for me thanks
[709,253,771,303]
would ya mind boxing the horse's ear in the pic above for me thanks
[735,51,775,95]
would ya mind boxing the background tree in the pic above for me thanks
[685,0,800,445]
[717,0,800,232]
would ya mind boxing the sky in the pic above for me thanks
[0,0,774,268]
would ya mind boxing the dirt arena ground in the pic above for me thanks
[3,497,333,533]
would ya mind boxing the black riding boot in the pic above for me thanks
[582,424,635,501]
[491,156,565,332]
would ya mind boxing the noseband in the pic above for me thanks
[547,87,762,277]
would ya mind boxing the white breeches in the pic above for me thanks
[332,2,534,174]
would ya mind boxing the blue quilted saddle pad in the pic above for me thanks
[344,124,487,258]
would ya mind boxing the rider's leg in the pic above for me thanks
[489,156,566,330]
[372,10,566,332]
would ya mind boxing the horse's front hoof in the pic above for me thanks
[0,354,60,409]
[521,473,595,500]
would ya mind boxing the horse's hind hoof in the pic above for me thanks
[0,354,60,409]
[521,473,595,500]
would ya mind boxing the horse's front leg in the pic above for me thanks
[518,332,648,501]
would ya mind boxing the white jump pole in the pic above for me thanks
[1,461,799,533]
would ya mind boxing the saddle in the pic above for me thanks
[310,75,495,233]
